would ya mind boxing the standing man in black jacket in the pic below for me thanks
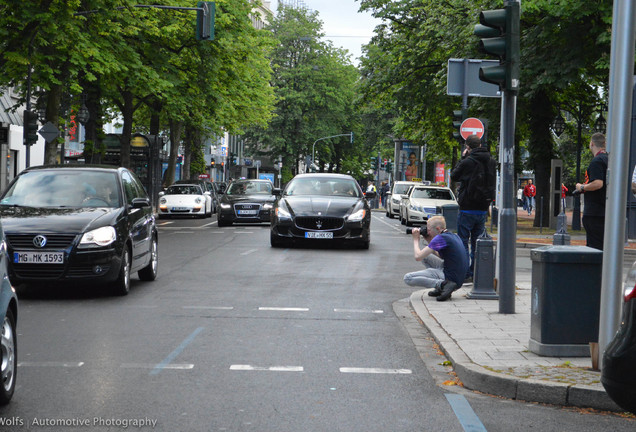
[450,134,496,282]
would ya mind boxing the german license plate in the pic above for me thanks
[171,207,188,211]
[14,252,64,264]
[305,232,333,239]
[238,210,258,215]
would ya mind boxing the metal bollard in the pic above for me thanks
[466,230,499,300]
[553,211,570,245]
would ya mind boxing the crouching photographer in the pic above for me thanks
[403,215,469,302]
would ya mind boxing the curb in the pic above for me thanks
[408,290,622,412]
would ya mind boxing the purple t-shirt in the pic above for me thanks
[428,232,469,286]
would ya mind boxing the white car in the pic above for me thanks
[386,181,421,218]
[399,185,457,227]
[158,184,212,218]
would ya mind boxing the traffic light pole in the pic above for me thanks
[498,90,517,314]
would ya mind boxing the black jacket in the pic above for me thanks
[450,147,493,211]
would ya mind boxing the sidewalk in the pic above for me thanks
[407,233,628,413]
[392,207,635,412]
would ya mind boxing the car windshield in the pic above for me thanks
[393,184,414,195]
[412,188,453,200]
[1,170,121,208]
[286,178,361,198]
[165,185,202,195]
[227,181,272,195]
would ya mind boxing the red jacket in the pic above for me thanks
[523,184,536,198]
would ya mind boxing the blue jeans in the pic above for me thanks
[457,211,486,278]
[525,196,535,214]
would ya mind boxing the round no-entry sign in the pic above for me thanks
[460,117,485,140]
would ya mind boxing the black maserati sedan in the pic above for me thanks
[0,165,158,295]
[270,173,371,249]
[216,179,278,227]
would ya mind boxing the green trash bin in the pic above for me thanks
[529,245,603,357]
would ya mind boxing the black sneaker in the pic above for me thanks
[437,281,459,302]
[428,287,442,297]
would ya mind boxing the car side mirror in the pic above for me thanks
[400,194,408,199]
[131,197,150,209]
[273,188,281,196]
[158,191,165,197]
[204,191,211,195]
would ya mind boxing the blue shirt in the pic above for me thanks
[428,232,470,286]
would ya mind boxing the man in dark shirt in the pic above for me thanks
[450,134,495,282]
[403,215,469,302]
[575,132,608,250]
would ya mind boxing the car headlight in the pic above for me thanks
[276,206,292,220]
[195,197,202,204]
[79,226,116,248]
[160,197,166,204]
[263,203,273,210]
[409,203,419,211]
[348,208,366,222]
[220,203,231,209]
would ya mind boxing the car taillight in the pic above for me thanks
[624,263,636,302]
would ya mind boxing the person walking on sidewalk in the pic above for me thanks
[403,216,469,302]
[523,179,536,215]
[576,132,608,250]
[450,134,496,283]
[561,183,568,212]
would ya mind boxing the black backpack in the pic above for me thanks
[465,155,497,206]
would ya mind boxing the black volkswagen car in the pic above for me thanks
[270,173,371,249]
[216,179,278,227]
[0,165,158,295]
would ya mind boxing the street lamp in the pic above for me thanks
[77,94,89,126]
[551,113,566,137]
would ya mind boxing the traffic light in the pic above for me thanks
[474,1,520,91]
[196,1,216,41]
[386,161,393,172]
[452,109,465,141]
[23,110,38,145]
[370,156,378,167]
[210,157,215,168]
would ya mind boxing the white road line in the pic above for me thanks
[230,365,304,372]
[18,361,84,368]
[202,222,217,227]
[182,306,234,310]
[339,367,412,374]
[258,307,309,312]
[372,214,404,232]
[156,221,175,225]
[173,231,195,234]
[240,249,258,256]
[121,363,194,370]
[334,308,384,314]
[234,231,254,234]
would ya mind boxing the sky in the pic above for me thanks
[269,0,382,65]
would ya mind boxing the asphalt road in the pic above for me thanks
[3,213,635,431]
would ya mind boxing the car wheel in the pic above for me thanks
[114,248,131,296]
[0,309,17,406]
[400,212,406,225]
[138,236,158,281]
[405,211,412,227]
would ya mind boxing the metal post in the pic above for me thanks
[572,120,583,230]
[498,89,517,314]
[599,0,636,370]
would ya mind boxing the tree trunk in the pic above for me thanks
[163,119,183,187]
[527,89,556,228]
[120,90,134,169]
[44,84,62,164]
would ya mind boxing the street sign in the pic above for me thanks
[460,117,485,139]
[447,58,502,98]
[38,121,60,143]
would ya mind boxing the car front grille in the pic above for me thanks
[422,207,437,214]
[295,216,344,231]
[234,203,262,217]
[6,234,77,250]
[12,263,66,279]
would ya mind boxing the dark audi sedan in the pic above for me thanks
[217,179,278,227]
[0,165,158,295]
[270,173,371,249]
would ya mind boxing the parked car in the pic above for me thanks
[385,181,421,219]
[601,261,636,414]
[158,184,212,218]
[0,222,18,405]
[270,173,371,249]
[217,179,277,227]
[0,165,158,296]
[173,179,215,215]
[399,185,457,227]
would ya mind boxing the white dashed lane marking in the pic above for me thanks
[230,365,304,372]
[182,306,234,310]
[121,363,194,370]
[18,362,84,367]
[334,308,384,314]
[339,367,412,374]
[258,307,309,312]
